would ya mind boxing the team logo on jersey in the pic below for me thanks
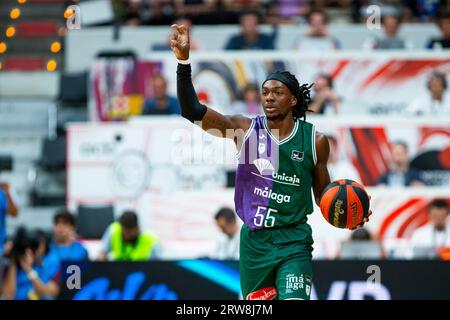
[258,142,266,154]
[291,150,304,162]
[254,187,291,204]
[253,158,275,175]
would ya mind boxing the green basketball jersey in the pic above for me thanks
[235,115,317,230]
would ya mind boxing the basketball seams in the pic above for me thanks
[320,180,369,229]
[352,185,370,218]
[320,185,339,225]
[346,185,363,229]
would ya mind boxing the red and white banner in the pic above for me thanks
[68,117,450,259]
[89,52,450,121]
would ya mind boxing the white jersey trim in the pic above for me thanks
[312,124,317,165]
[263,117,299,145]
[236,119,256,160]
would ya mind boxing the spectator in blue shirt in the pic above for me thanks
[224,12,276,50]
[426,9,450,49]
[50,209,88,262]
[2,228,60,300]
[142,74,180,115]
[377,141,424,187]
[0,183,19,257]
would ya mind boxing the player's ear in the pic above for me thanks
[291,96,297,107]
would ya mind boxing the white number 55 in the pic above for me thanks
[254,206,277,228]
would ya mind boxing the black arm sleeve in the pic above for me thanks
[176,63,207,123]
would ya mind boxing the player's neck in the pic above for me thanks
[266,116,295,141]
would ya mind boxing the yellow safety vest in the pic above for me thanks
[110,222,159,261]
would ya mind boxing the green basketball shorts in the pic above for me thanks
[240,223,314,300]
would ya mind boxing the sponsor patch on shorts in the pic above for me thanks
[246,287,278,300]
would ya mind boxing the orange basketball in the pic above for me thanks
[319,179,370,229]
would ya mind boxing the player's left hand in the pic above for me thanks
[350,195,372,230]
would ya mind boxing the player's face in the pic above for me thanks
[383,16,399,35]
[429,207,449,230]
[391,143,408,167]
[216,217,235,237]
[440,18,450,37]
[54,222,74,243]
[429,77,445,95]
[261,80,296,121]
[122,227,139,244]
[309,13,326,35]
[241,14,258,35]
[314,76,329,92]
[152,77,167,98]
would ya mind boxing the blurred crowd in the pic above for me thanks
[112,0,450,26]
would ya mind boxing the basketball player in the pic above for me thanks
[169,24,370,300]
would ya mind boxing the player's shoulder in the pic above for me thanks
[314,130,330,162]
[229,114,253,132]
[314,130,329,146]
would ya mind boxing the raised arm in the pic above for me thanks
[170,24,252,140]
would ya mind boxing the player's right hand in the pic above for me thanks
[170,24,190,61]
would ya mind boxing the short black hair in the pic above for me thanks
[350,227,372,241]
[120,210,139,229]
[429,199,449,212]
[54,209,76,227]
[437,8,450,21]
[215,207,236,223]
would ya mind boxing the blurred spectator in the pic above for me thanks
[0,183,19,257]
[407,71,450,116]
[230,83,261,115]
[147,0,176,25]
[224,12,276,50]
[349,227,372,241]
[211,207,240,260]
[426,9,450,49]
[377,141,424,187]
[264,0,310,24]
[97,211,161,261]
[111,0,131,23]
[142,74,180,115]
[340,227,384,259]
[413,0,442,22]
[363,15,411,49]
[152,18,203,51]
[174,0,218,25]
[309,73,340,115]
[50,209,88,262]
[1,228,60,300]
[326,135,362,182]
[410,200,450,258]
[123,0,145,26]
[292,10,341,51]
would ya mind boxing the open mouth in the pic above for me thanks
[265,105,276,112]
